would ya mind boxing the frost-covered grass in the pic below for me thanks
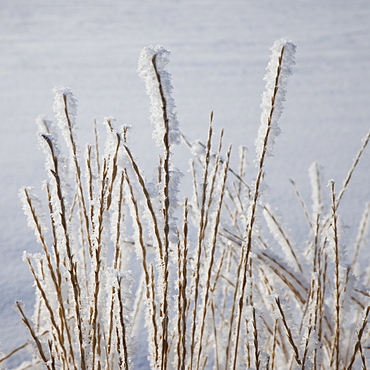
[1,39,370,369]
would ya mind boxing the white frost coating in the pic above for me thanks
[309,162,323,215]
[255,39,296,160]
[263,204,303,273]
[168,167,183,241]
[138,45,181,148]
[19,187,48,245]
[36,114,58,141]
[53,86,78,150]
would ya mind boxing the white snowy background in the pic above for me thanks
[1,0,369,367]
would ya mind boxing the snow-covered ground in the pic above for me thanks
[1,1,369,367]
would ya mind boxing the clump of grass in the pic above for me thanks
[1,39,370,369]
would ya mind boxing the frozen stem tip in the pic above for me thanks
[255,38,296,160]
[53,86,78,131]
[138,45,181,148]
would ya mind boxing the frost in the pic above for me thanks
[255,38,296,160]
[19,187,48,246]
[309,161,324,215]
[263,204,303,273]
[53,86,78,131]
[138,45,181,148]
[52,86,80,169]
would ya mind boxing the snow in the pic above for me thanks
[0,0,370,368]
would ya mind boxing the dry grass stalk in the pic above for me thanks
[124,169,159,365]
[352,202,370,267]
[62,94,92,255]
[251,307,260,369]
[190,118,214,369]
[196,144,232,368]
[275,297,301,366]
[16,302,51,369]
[301,325,313,370]
[329,182,341,370]
[151,54,171,370]
[124,144,163,261]
[179,198,189,370]
[337,131,370,206]
[263,205,303,274]
[271,319,278,370]
[347,305,370,369]
[117,277,130,370]
[42,132,87,369]
[229,43,288,370]
[289,179,314,232]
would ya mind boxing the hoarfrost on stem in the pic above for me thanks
[53,86,78,133]
[309,161,324,215]
[19,187,47,246]
[138,45,181,148]
[255,38,296,160]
